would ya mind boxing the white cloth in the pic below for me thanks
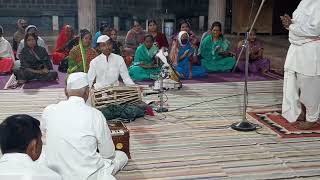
[0,153,61,180]
[42,96,127,180]
[67,72,89,90]
[0,37,15,60]
[16,37,48,59]
[88,151,128,180]
[282,0,320,122]
[282,71,320,123]
[284,0,320,76]
[88,53,135,89]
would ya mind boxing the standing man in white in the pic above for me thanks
[281,0,320,129]
[42,72,128,180]
[88,35,135,89]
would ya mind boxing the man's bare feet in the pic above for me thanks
[297,103,306,121]
[298,121,317,130]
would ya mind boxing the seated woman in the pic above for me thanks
[92,24,111,48]
[171,19,200,64]
[236,28,270,73]
[14,33,58,84]
[16,25,48,60]
[170,31,206,79]
[52,25,75,65]
[67,29,97,74]
[109,28,123,56]
[200,21,236,72]
[109,28,133,67]
[147,20,169,49]
[124,20,146,55]
[0,26,15,74]
[129,35,160,81]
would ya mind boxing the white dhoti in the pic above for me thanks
[88,151,128,180]
[282,70,320,123]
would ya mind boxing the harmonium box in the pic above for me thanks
[108,121,131,159]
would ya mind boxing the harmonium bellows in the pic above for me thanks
[91,86,142,108]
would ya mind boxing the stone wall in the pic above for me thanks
[0,0,209,35]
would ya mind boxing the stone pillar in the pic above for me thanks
[145,19,148,31]
[113,16,119,30]
[77,0,96,33]
[52,16,59,31]
[199,16,205,31]
[208,0,226,32]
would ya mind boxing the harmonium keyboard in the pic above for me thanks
[108,121,131,159]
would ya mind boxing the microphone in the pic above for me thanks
[143,91,160,96]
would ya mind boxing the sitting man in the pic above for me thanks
[42,72,126,180]
[88,35,135,90]
[0,114,61,180]
[13,19,28,53]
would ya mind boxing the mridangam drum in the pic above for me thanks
[91,86,142,108]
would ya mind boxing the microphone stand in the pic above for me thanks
[156,75,168,113]
[155,54,168,113]
[231,0,266,131]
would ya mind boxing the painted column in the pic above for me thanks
[77,0,96,33]
[208,0,226,32]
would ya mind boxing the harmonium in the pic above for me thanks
[108,121,131,159]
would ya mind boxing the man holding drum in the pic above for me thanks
[88,35,135,89]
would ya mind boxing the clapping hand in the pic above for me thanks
[280,14,292,29]
[183,49,192,57]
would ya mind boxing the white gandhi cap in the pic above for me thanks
[97,35,110,43]
[66,72,89,90]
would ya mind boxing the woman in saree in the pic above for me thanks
[14,33,58,84]
[128,35,160,81]
[124,20,146,55]
[92,24,111,48]
[236,28,270,73]
[200,21,236,72]
[0,26,15,74]
[170,19,200,64]
[109,28,123,56]
[109,28,133,67]
[67,29,97,74]
[170,31,206,79]
[52,25,75,65]
[147,20,169,49]
[16,25,48,60]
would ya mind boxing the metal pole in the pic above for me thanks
[231,0,266,131]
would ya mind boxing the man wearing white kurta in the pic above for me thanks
[281,0,320,129]
[0,114,61,180]
[42,72,127,180]
[88,35,135,89]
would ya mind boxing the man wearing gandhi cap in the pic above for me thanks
[88,35,135,89]
[41,72,127,180]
